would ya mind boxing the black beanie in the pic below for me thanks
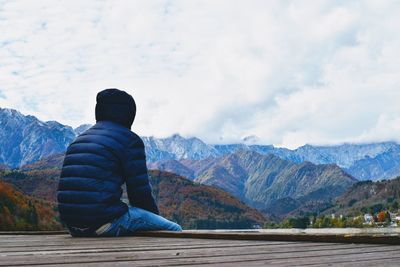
[95,88,136,129]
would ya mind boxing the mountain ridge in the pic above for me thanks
[321,177,400,218]
[192,150,357,210]
[0,160,267,229]
[0,108,75,167]
[2,107,400,180]
[0,179,62,230]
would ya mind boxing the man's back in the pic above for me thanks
[57,89,159,232]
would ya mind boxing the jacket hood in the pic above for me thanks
[95,88,136,129]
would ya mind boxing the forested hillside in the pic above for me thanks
[0,180,62,230]
[0,158,267,230]
[149,170,266,229]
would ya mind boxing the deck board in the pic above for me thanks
[0,232,399,266]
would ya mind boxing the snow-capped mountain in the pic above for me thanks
[2,107,400,180]
[73,124,92,135]
[142,134,220,162]
[284,142,399,169]
[0,108,75,167]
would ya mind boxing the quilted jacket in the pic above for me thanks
[57,89,159,230]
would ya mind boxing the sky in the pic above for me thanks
[0,0,399,148]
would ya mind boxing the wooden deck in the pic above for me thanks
[1,231,399,266]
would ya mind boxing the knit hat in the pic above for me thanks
[95,88,136,129]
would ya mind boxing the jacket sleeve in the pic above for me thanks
[123,136,159,215]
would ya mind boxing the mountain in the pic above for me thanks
[143,134,400,181]
[345,147,400,181]
[276,142,400,181]
[198,151,357,208]
[142,134,220,162]
[0,108,75,168]
[152,150,357,218]
[0,154,66,202]
[0,179,62,230]
[3,106,400,180]
[143,135,398,170]
[20,153,65,171]
[322,177,400,217]
[148,157,216,180]
[1,168,60,202]
[148,170,266,229]
[142,136,284,163]
[74,124,92,135]
[147,160,195,180]
[187,142,400,181]
[211,142,400,181]
[279,142,398,168]
[2,155,266,229]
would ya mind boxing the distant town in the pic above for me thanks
[265,210,400,229]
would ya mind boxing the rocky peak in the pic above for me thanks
[74,124,92,136]
[0,107,75,167]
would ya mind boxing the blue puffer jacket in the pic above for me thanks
[57,89,159,230]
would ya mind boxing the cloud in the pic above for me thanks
[0,0,399,148]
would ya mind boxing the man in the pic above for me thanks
[57,88,182,237]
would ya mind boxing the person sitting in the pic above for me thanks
[57,88,182,237]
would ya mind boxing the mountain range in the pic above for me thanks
[0,159,266,229]
[4,149,357,220]
[149,150,357,219]
[144,136,400,181]
[0,108,75,167]
[148,170,266,229]
[1,107,400,181]
[3,107,400,224]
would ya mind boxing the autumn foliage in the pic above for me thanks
[0,154,267,230]
[0,180,62,231]
[148,170,266,229]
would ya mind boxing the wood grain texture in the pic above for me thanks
[1,229,399,244]
[0,233,399,266]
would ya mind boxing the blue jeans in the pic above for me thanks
[69,206,182,237]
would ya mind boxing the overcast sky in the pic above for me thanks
[0,0,399,148]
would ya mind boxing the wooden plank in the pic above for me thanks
[188,256,400,267]
[0,239,275,251]
[292,258,400,267]
[65,248,400,267]
[264,249,400,267]
[0,236,292,250]
[4,245,398,267]
[0,239,303,253]
[0,241,394,266]
[1,233,399,266]
[267,253,400,267]
[0,239,264,249]
[1,230,399,244]
[0,241,353,258]
[0,231,68,235]
[0,235,262,245]
[132,230,400,245]
[0,235,72,244]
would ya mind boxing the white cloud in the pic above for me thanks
[0,0,399,148]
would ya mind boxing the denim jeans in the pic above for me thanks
[69,206,182,237]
